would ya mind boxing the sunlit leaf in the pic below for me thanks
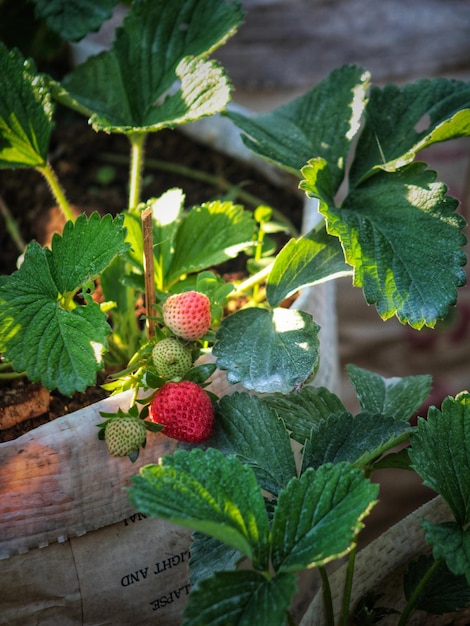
[266,225,352,306]
[0,213,128,394]
[228,65,369,191]
[0,44,53,168]
[271,463,378,572]
[304,162,467,328]
[129,448,270,570]
[351,78,470,184]
[213,307,320,393]
[51,0,243,132]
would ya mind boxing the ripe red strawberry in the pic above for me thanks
[104,416,146,457]
[163,291,211,341]
[152,337,193,379]
[149,380,214,443]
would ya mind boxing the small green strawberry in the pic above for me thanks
[152,337,193,379]
[148,380,214,443]
[163,291,211,341]
[104,416,147,457]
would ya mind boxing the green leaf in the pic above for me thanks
[266,225,352,306]
[100,255,134,313]
[48,212,130,292]
[195,271,234,325]
[404,554,470,614]
[347,365,432,421]
[313,163,467,328]
[208,393,297,495]
[165,201,255,285]
[213,307,320,394]
[0,213,128,394]
[409,393,470,525]
[182,570,297,626]
[0,243,109,394]
[52,0,243,132]
[31,0,118,42]
[184,362,217,385]
[302,411,412,470]
[351,78,470,184]
[298,157,336,210]
[271,463,378,572]
[189,532,242,587]
[141,57,233,131]
[129,448,271,570]
[421,520,470,585]
[265,386,348,444]
[0,43,53,168]
[228,65,369,191]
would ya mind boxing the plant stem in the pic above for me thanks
[229,262,273,299]
[36,161,75,222]
[251,221,266,302]
[319,566,335,626]
[128,132,147,210]
[397,557,442,626]
[0,370,25,380]
[341,548,356,626]
[0,194,26,252]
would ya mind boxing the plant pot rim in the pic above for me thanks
[0,389,184,559]
[300,496,455,626]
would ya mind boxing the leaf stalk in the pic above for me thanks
[319,566,335,626]
[128,132,147,210]
[0,370,25,380]
[36,162,75,223]
[341,547,356,626]
[229,262,273,299]
[0,194,26,252]
[397,556,442,626]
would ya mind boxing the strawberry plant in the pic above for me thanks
[130,376,470,626]
[1,0,470,624]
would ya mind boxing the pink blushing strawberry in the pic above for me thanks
[149,380,214,443]
[163,291,211,341]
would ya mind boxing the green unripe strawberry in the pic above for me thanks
[152,337,193,379]
[104,416,146,457]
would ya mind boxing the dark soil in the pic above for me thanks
[0,112,303,442]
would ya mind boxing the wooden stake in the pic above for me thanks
[141,207,156,338]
